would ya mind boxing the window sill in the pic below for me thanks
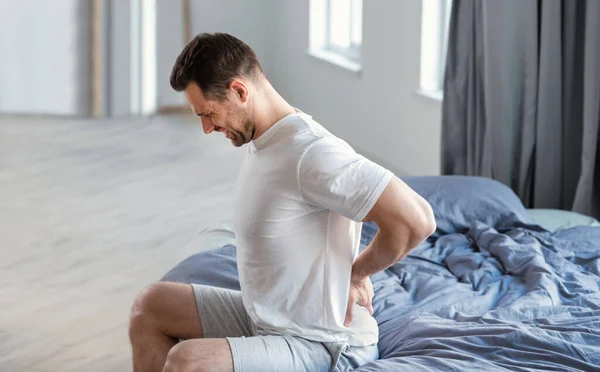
[415,88,443,104]
[307,48,362,74]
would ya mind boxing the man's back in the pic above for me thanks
[234,111,393,346]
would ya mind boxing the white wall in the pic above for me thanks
[156,0,186,108]
[106,0,171,116]
[105,0,133,116]
[0,0,92,116]
[153,0,273,110]
[268,1,442,176]
[189,0,272,77]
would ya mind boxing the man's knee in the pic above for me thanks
[163,341,199,372]
[163,339,231,372]
[129,281,205,343]
[128,282,169,339]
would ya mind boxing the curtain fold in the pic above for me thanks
[442,0,600,218]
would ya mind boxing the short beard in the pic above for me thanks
[231,115,255,147]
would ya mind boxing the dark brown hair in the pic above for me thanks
[170,32,264,100]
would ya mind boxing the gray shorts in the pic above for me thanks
[191,284,378,372]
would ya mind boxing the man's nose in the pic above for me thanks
[200,117,215,134]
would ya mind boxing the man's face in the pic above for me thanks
[183,82,255,147]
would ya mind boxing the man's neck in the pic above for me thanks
[252,84,296,140]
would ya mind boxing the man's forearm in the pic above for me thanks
[351,225,426,278]
[352,176,437,279]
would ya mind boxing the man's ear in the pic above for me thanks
[230,80,249,103]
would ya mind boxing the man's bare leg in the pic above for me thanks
[162,339,233,372]
[129,282,204,372]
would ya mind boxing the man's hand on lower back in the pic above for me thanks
[344,274,374,327]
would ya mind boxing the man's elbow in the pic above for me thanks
[412,200,436,241]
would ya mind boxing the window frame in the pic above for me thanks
[418,0,452,101]
[323,0,361,62]
[309,0,363,73]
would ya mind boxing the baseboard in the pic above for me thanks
[158,105,189,114]
[0,113,92,120]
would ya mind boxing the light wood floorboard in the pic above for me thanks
[0,114,243,371]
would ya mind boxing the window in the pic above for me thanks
[309,0,363,72]
[131,0,157,115]
[419,0,452,100]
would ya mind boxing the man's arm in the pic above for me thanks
[344,176,436,326]
[356,176,436,277]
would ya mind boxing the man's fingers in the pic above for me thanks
[344,309,352,327]
[358,297,374,316]
[344,295,355,327]
[366,301,374,316]
[346,278,375,327]
[366,290,374,315]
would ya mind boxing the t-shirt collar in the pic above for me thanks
[251,109,305,150]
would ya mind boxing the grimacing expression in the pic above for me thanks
[183,82,255,147]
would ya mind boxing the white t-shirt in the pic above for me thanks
[233,111,394,346]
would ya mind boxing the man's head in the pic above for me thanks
[170,33,264,147]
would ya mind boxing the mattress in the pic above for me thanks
[527,208,600,231]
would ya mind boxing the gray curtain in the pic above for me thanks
[442,0,600,218]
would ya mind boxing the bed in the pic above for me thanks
[162,176,600,371]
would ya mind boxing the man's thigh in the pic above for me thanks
[190,284,377,371]
[191,283,254,338]
[226,335,334,372]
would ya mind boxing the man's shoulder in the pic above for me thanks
[291,116,351,151]
[272,113,356,168]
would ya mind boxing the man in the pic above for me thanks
[129,33,436,372]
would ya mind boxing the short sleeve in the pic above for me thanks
[297,136,394,221]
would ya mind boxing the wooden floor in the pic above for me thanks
[0,114,243,371]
